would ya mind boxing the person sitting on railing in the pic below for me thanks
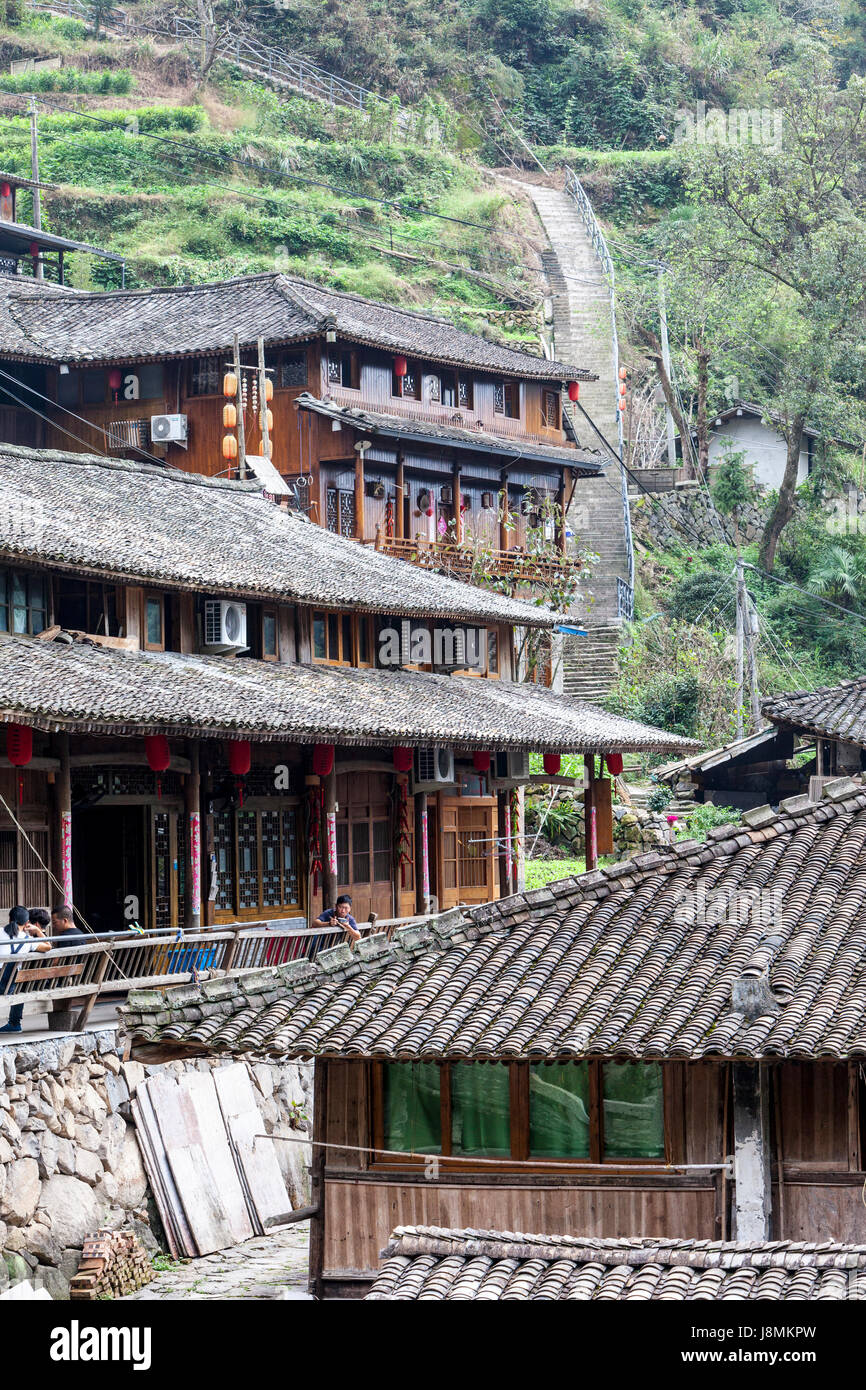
[313,894,361,944]
[0,906,51,1035]
[50,903,86,942]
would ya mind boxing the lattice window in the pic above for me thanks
[153,812,172,930]
[351,821,370,885]
[493,383,505,414]
[336,821,349,886]
[338,490,355,537]
[261,810,282,908]
[326,488,339,532]
[327,357,342,385]
[279,352,307,388]
[543,390,559,429]
[190,358,222,396]
[458,377,473,409]
[428,374,441,403]
[213,808,234,913]
[237,810,259,910]
[457,809,488,889]
[373,818,391,883]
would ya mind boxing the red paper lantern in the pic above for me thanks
[567,381,580,402]
[1,182,11,198]
[606,753,624,777]
[29,242,40,258]
[144,734,170,772]
[227,739,251,777]
[473,751,491,773]
[6,724,32,766]
[108,368,123,393]
[312,743,334,778]
[394,355,408,378]
[393,746,413,774]
[543,753,561,777]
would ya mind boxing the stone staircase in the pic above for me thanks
[561,623,622,703]
[521,179,632,700]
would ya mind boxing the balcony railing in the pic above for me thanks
[0,916,429,1032]
[325,385,574,448]
[375,533,583,586]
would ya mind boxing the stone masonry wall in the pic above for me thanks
[0,1030,312,1299]
[633,482,866,553]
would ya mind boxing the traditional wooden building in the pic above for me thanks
[0,271,601,584]
[120,774,866,1296]
[659,677,866,811]
[0,169,123,289]
[366,1227,866,1300]
[0,441,689,936]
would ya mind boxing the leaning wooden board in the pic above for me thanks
[146,1071,254,1255]
[212,1063,288,1231]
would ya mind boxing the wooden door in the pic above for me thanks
[438,798,497,908]
[336,773,394,922]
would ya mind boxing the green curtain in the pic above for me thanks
[383,1063,441,1154]
[529,1062,590,1158]
[451,1065,511,1157]
[603,1062,664,1158]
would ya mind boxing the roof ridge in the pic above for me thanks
[0,441,262,494]
[6,269,288,306]
[461,776,866,921]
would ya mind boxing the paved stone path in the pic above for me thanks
[121,1227,311,1300]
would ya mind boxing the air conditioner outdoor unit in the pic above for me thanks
[150,413,188,444]
[413,745,456,792]
[493,749,531,785]
[203,599,248,653]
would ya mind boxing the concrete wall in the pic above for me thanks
[708,415,810,490]
[0,1031,312,1298]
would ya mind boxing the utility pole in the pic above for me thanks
[657,270,676,467]
[745,585,762,730]
[257,335,270,464]
[735,557,745,740]
[29,96,43,281]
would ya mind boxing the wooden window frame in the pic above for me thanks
[542,389,560,430]
[188,357,223,399]
[277,349,308,391]
[392,363,421,400]
[355,614,375,668]
[142,592,165,652]
[311,609,353,667]
[494,380,520,419]
[0,568,48,637]
[261,606,279,662]
[371,1060,670,1173]
[213,801,302,921]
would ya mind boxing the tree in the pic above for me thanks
[682,51,866,569]
[712,444,756,546]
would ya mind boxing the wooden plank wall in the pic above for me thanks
[322,1178,718,1279]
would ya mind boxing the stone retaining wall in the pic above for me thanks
[0,1030,312,1299]
[633,482,866,552]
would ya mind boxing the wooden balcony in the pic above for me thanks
[374,533,583,586]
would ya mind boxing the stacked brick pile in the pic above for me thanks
[69,1229,154,1300]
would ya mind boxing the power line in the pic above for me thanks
[744,562,866,624]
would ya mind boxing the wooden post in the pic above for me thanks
[74,946,112,1032]
[732,1061,773,1240]
[308,1058,328,1299]
[500,477,510,551]
[584,754,597,872]
[29,96,43,282]
[496,791,509,899]
[558,470,569,555]
[184,742,201,931]
[324,763,338,912]
[453,463,462,543]
[414,791,430,914]
[234,334,246,480]
[354,444,366,542]
[257,335,271,466]
[396,455,405,540]
[56,733,73,908]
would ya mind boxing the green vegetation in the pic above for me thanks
[525,857,585,889]
[0,67,133,93]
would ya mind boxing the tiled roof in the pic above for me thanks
[0,272,591,380]
[367,1228,866,1300]
[0,444,558,626]
[763,678,866,748]
[656,725,791,784]
[118,777,866,1062]
[296,395,603,474]
[0,631,696,752]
